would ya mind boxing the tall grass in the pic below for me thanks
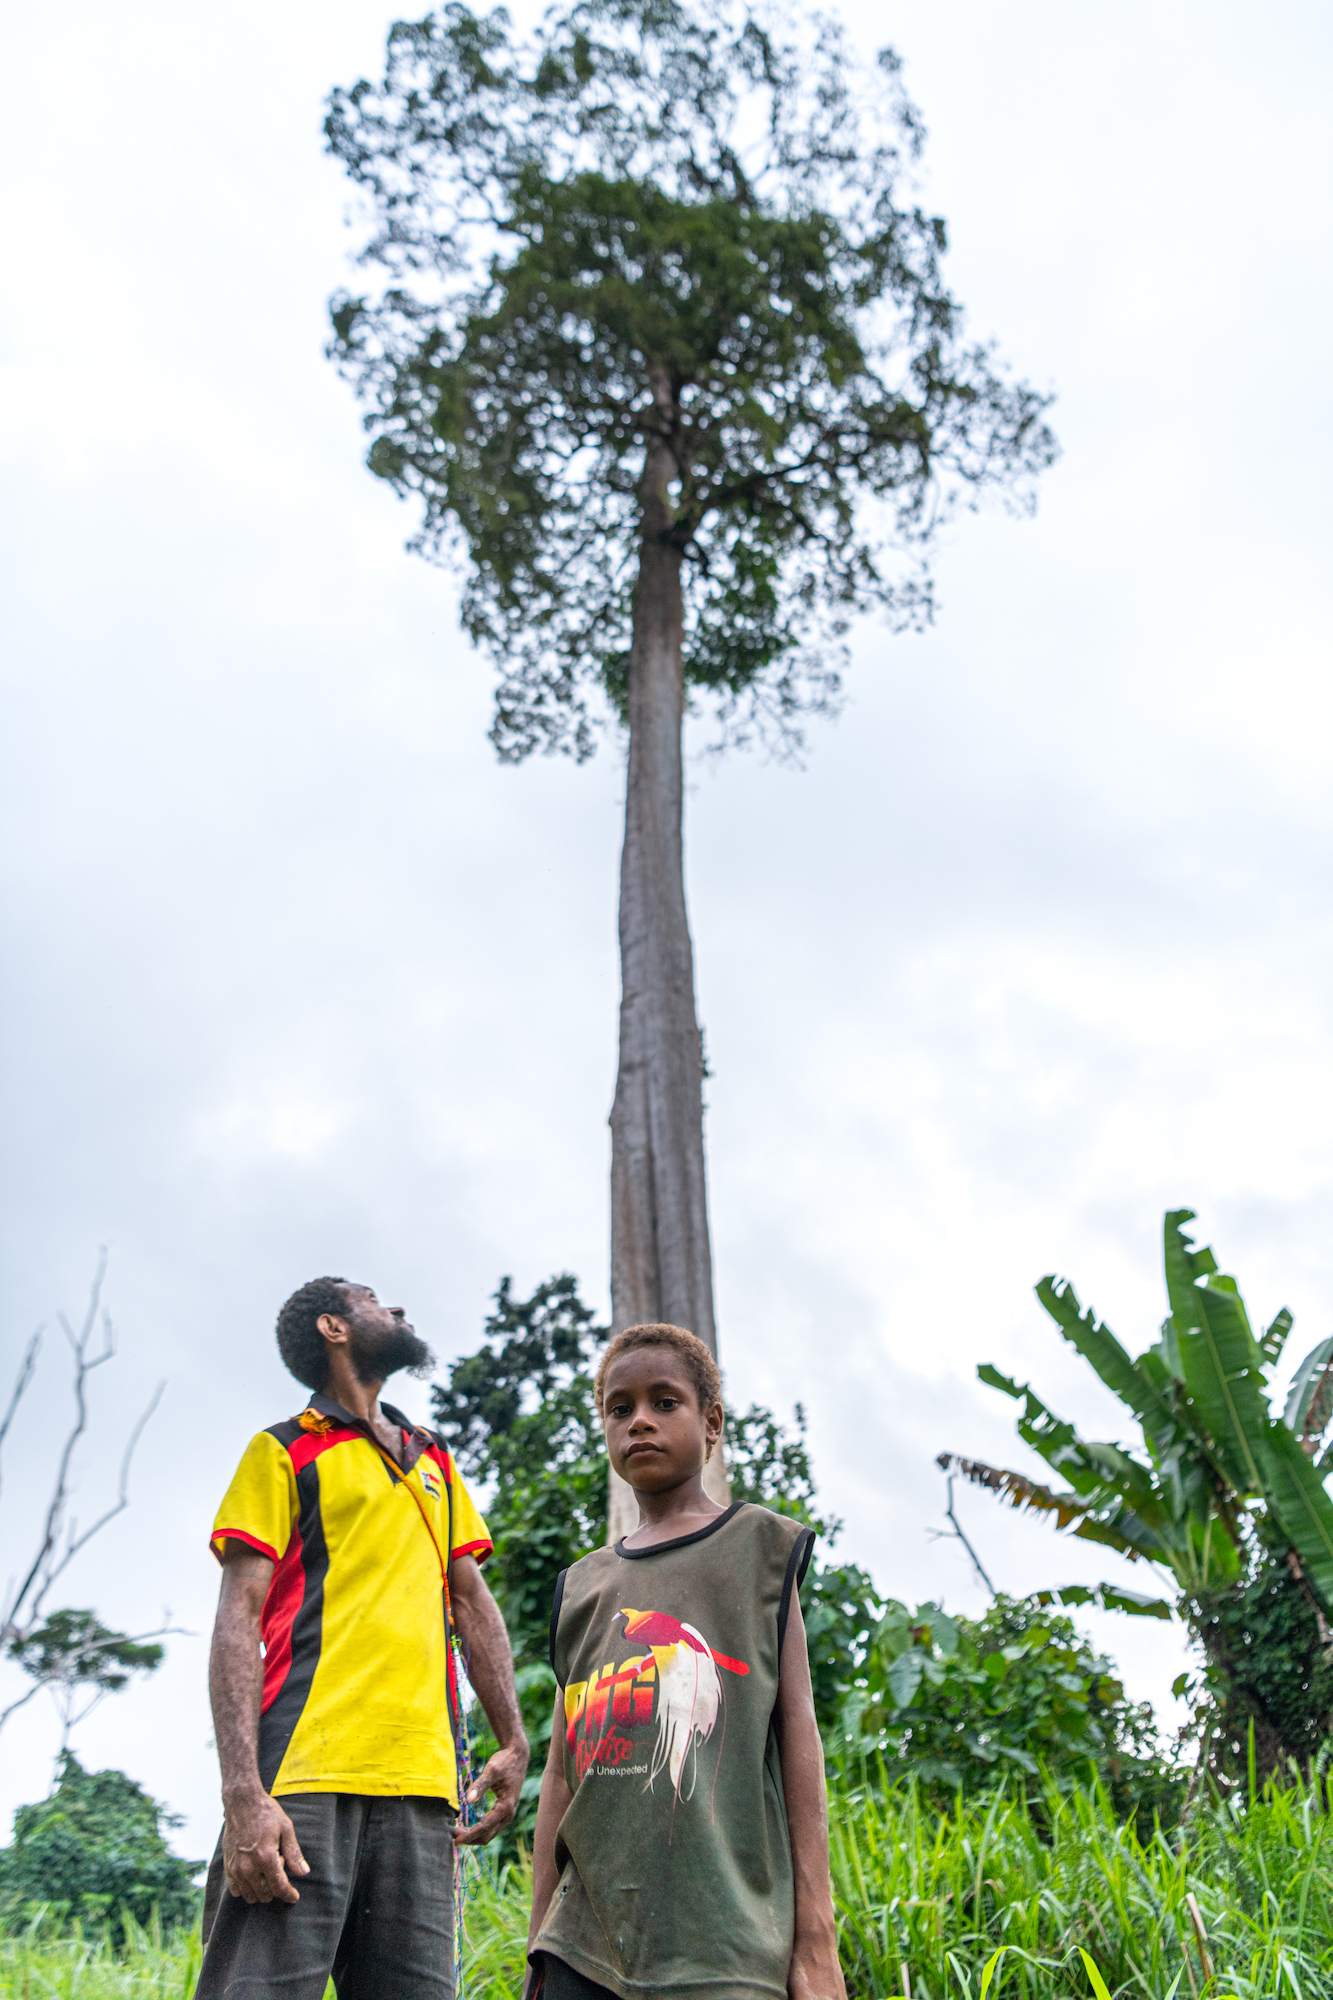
[0,1907,201,1997]
[830,1769,1333,1998]
[4,1775,1331,1998]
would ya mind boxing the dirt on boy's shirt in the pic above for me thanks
[533,1503,814,2000]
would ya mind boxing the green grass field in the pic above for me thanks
[4,1774,1332,1999]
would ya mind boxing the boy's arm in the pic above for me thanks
[776,1585,847,2000]
[528,1690,574,1972]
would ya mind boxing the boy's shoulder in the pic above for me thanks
[564,1501,812,1575]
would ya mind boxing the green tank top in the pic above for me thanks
[533,1503,815,2000]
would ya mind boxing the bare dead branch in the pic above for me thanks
[925,1470,997,1596]
[1,1253,166,1643]
[0,1324,44,1505]
[33,1380,167,1616]
[0,1678,47,1734]
[4,1253,111,1637]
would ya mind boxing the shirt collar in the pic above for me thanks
[305,1391,435,1475]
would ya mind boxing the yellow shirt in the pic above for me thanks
[210,1393,491,1803]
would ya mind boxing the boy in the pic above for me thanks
[528,1322,847,2000]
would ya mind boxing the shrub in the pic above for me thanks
[832,1594,1182,1824]
[0,1755,201,1940]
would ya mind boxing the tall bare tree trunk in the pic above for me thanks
[607,390,728,1543]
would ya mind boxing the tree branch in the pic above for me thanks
[0,1323,43,1506]
[32,1380,167,1620]
[2,1255,166,1642]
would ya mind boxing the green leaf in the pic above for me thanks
[979,1947,1007,2000]
[1035,1582,1171,1620]
[887,1649,924,1708]
[1162,1209,1218,1319]
[1257,1420,1333,1610]
[914,1605,959,1657]
[872,1601,914,1663]
[1174,1268,1268,1494]
[1078,1948,1113,2000]
[1036,1275,1176,1450]
[1283,1335,1333,1449]
[1261,1306,1294,1368]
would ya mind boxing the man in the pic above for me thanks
[198,1276,528,2000]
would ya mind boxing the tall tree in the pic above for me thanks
[326,0,1055,1531]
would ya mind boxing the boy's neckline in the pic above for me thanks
[615,1501,743,1559]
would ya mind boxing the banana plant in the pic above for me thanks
[939,1209,1333,1619]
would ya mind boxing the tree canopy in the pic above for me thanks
[0,1756,200,1939]
[327,0,1056,760]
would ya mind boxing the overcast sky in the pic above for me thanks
[2,1,1331,1856]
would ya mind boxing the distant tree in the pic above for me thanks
[328,0,1057,1536]
[0,1754,201,1940]
[0,1254,176,1749]
[5,1610,163,1756]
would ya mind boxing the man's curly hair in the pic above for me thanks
[593,1323,723,1416]
[276,1276,352,1391]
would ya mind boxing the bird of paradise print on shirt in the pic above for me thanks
[564,1607,750,1801]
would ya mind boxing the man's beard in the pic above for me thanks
[348,1322,435,1386]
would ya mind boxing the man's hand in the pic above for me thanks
[448,1553,530,1846]
[221,1788,310,1904]
[453,1739,528,1847]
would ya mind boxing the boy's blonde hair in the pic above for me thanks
[594,1323,723,1417]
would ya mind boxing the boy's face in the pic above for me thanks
[601,1346,724,1495]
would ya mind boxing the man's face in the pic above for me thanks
[337,1285,435,1386]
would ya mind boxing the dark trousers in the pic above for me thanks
[534,1953,619,2000]
[197,1793,457,2000]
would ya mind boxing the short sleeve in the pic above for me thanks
[210,1431,298,1565]
[447,1457,493,1566]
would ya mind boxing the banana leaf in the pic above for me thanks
[1162,1208,1219,1325]
[972,1370,1179,1536]
[1032,1583,1172,1621]
[1283,1335,1333,1452]
[1257,1421,1333,1611]
[1036,1276,1178,1450]
[936,1452,1168,1562]
[977,1365,1110,1497]
[1261,1307,1295,1370]
[1174,1267,1269,1495]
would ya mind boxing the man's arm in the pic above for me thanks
[449,1552,530,1847]
[775,1583,847,2000]
[209,1541,310,1904]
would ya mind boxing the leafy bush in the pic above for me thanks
[832,1594,1179,1823]
[0,1757,201,1941]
